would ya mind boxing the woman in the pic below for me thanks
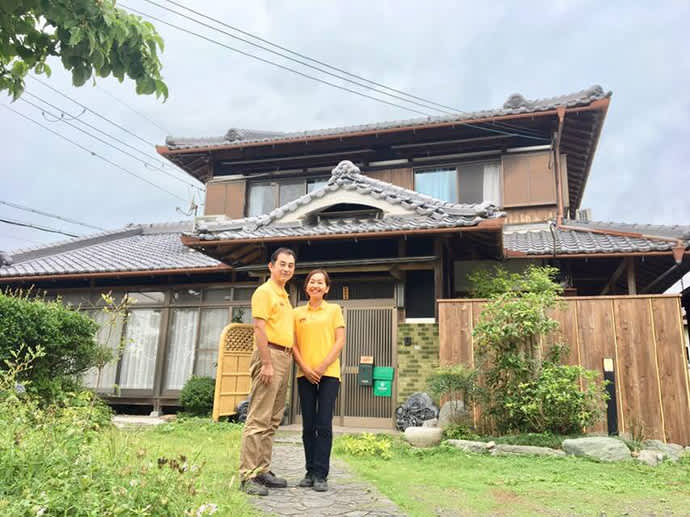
[292,269,345,492]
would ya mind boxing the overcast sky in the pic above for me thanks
[1,1,689,287]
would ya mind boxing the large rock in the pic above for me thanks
[642,440,684,462]
[562,437,631,462]
[492,444,566,457]
[445,439,492,454]
[395,392,439,431]
[404,426,443,448]
[437,400,468,429]
[636,449,664,467]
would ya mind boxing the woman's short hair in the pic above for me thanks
[304,269,331,294]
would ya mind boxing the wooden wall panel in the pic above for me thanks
[502,151,556,208]
[438,302,474,366]
[204,180,246,218]
[651,297,690,444]
[505,206,557,224]
[438,295,689,443]
[548,304,580,366]
[224,180,246,219]
[204,183,226,215]
[576,299,619,433]
[366,167,413,190]
[614,298,664,440]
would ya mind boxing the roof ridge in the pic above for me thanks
[9,227,143,264]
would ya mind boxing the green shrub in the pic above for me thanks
[0,290,100,399]
[490,432,570,450]
[471,266,607,435]
[426,363,479,409]
[180,376,216,416]
[442,423,481,441]
[517,364,607,435]
[334,433,393,460]
[0,349,201,516]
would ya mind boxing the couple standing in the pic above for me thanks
[238,247,345,496]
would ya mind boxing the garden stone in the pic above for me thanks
[445,439,491,454]
[562,437,631,462]
[404,426,443,448]
[642,440,684,462]
[492,444,566,457]
[437,400,468,429]
[636,449,664,467]
[422,418,438,428]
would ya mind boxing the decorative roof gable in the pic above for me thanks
[193,161,504,241]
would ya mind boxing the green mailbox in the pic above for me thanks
[358,355,374,386]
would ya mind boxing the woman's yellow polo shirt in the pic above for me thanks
[294,301,345,380]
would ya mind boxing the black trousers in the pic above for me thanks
[297,375,340,480]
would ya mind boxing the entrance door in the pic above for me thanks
[290,302,396,428]
[340,306,396,427]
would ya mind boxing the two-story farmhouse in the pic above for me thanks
[2,85,688,426]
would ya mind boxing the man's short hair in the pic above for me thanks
[270,247,296,264]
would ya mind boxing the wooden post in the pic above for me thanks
[433,238,443,320]
[626,257,637,295]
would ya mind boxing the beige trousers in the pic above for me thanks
[239,346,292,479]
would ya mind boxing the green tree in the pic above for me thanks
[0,0,167,100]
[471,266,606,434]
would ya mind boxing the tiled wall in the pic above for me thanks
[396,323,439,402]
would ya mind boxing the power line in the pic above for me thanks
[141,0,548,141]
[0,217,80,238]
[96,84,172,134]
[28,76,204,181]
[2,103,188,202]
[20,92,204,193]
[0,199,105,231]
[121,4,433,117]
[30,75,159,148]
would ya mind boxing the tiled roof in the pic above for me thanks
[562,220,690,241]
[0,222,222,278]
[193,161,504,241]
[504,224,683,256]
[165,85,611,150]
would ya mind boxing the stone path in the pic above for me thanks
[248,435,406,516]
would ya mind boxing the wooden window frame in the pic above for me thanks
[413,158,503,206]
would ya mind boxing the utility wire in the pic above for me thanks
[144,0,548,141]
[30,75,158,148]
[21,92,204,192]
[96,84,172,134]
[121,4,433,117]
[0,199,105,231]
[2,104,187,202]
[0,217,80,238]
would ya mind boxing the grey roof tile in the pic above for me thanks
[165,85,611,150]
[0,221,221,278]
[563,220,690,240]
[504,227,678,256]
[193,161,504,241]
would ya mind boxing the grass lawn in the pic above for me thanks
[120,419,258,516]
[333,438,690,516]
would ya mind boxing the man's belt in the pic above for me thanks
[267,342,292,353]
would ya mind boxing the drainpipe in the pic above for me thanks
[553,107,566,225]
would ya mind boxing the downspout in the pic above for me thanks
[553,107,566,225]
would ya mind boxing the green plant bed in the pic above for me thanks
[335,437,690,516]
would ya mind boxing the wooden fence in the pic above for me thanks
[438,295,690,445]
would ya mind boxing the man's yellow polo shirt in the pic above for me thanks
[251,279,293,348]
[294,301,345,380]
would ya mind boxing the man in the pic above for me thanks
[239,247,296,496]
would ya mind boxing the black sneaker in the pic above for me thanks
[256,470,288,488]
[312,478,328,492]
[240,478,269,496]
[298,473,314,487]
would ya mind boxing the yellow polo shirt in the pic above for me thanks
[251,279,293,348]
[294,301,345,380]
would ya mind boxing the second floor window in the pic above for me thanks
[247,177,328,217]
[415,160,501,206]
